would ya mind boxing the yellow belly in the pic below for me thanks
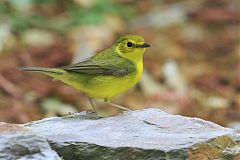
[85,72,140,99]
[85,61,143,99]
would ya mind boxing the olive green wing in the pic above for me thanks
[61,53,135,77]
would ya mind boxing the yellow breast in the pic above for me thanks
[86,61,143,99]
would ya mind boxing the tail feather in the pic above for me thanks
[18,67,65,74]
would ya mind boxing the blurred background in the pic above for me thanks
[0,0,239,127]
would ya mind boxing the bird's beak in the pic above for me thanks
[136,43,151,48]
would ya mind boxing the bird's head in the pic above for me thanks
[114,34,150,63]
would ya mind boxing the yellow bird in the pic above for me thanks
[19,34,150,112]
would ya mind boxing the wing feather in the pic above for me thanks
[60,51,135,77]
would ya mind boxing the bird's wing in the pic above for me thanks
[60,52,135,77]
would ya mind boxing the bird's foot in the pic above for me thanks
[86,109,97,115]
[86,110,104,118]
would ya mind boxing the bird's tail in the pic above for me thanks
[18,67,65,74]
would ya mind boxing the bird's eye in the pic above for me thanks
[127,42,133,47]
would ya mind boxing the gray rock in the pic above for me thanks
[0,123,60,160]
[229,122,240,133]
[25,109,240,160]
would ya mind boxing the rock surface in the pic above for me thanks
[24,109,240,160]
[0,123,60,160]
[229,122,240,133]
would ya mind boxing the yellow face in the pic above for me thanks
[114,34,150,63]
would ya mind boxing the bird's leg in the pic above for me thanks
[108,102,131,111]
[104,99,131,111]
[87,95,97,113]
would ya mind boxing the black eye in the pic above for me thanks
[127,42,133,47]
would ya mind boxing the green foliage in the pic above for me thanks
[0,0,134,34]
[0,2,6,14]
[31,0,57,4]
